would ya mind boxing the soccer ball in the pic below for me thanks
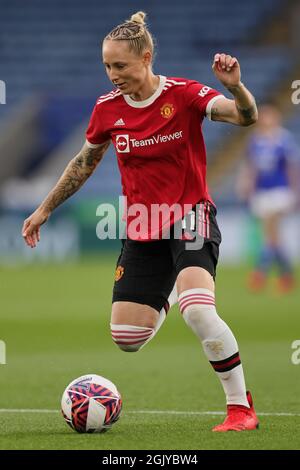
[61,374,122,433]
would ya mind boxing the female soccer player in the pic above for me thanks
[22,11,259,432]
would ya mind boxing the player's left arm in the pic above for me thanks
[211,53,258,127]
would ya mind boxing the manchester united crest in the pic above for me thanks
[160,103,174,119]
[115,265,124,281]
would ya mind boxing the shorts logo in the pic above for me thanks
[160,103,174,119]
[115,265,124,281]
[116,134,130,153]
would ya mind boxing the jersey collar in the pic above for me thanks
[123,75,167,108]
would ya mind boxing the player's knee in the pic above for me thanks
[110,324,155,352]
[178,289,231,343]
[179,289,215,317]
[178,289,221,332]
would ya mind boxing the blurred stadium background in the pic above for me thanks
[1,0,300,450]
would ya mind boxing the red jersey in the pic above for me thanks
[86,76,224,240]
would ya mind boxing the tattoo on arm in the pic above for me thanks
[41,141,110,213]
[211,106,220,120]
[211,101,257,126]
[236,105,257,124]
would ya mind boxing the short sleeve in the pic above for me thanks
[185,81,224,120]
[86,103,110,148]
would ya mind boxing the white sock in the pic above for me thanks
[179,288,249,407]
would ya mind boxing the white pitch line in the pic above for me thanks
[0,409,59,413]
[130,411,300,417]
[0,409,300,417]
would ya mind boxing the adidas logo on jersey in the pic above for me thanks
[114,118,125,126]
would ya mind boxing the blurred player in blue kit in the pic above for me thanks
[238,104,300,292]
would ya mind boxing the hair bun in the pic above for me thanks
[129,11,146,25]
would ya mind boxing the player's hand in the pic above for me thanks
[22,208,50,248]
[212,53,241,89]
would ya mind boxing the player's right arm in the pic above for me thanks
[22,140,110,248]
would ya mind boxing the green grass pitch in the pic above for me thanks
[0,255,300,450]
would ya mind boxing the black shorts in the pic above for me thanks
[112,201,222,312]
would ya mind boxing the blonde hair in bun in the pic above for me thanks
[104,11,155,61]
[129,11,146,25]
